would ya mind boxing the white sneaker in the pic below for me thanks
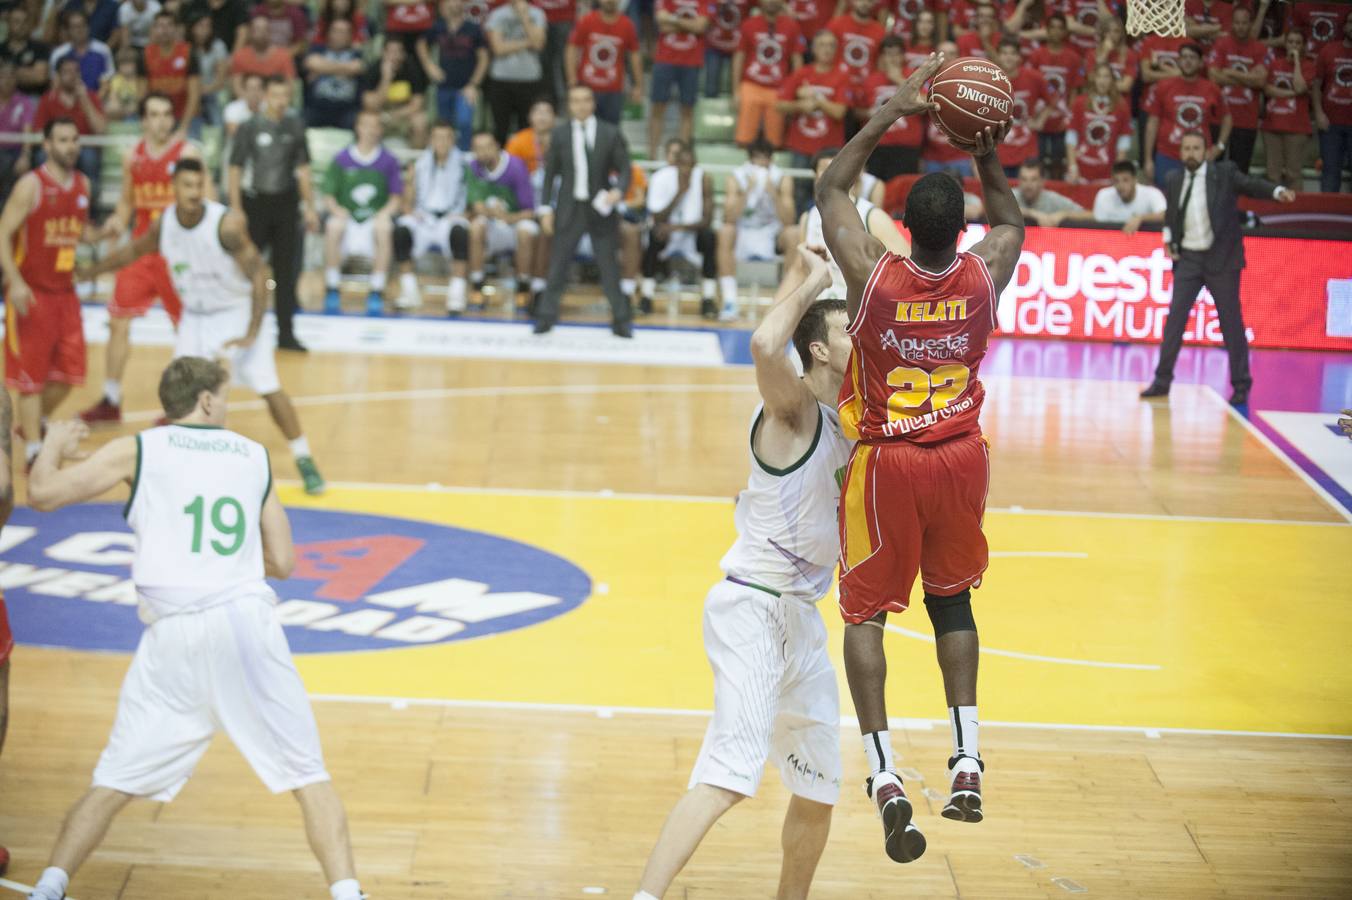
[718,302,739,322]
[867,770,926,863]
[394,282,421,311]
[942,755,984,823]
[447,283,467,314]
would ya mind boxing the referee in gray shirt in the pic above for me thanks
[228,75,319,352]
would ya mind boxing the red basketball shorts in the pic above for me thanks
[0,593,12,666]
[5,290,86,394]
[837,435,990,625]
[111,253,181,324]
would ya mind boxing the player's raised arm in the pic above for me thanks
[28,423,138,512]
[750,246,833,426]
[967,123,1025,297]
[818,53,942,316]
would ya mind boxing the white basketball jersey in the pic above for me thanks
[805,196,876,300]
[126,425,275,623]
[732,162,784,231]
[720,403,854,601]
[159,200,252,314]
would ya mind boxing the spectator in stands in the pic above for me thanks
[362,38,428,150]
[1139,28,1185,87]
[229,74,316,350]
[538,0,576,108]
[704,0,747,97]
[1030,13,1082,178]
[954,1,1000,59]
[996,36,1050,176]
[189,14,229,127]
[732,0,802,149]
[419,0,489,152]
[62,0,121,45]
[51,9,114,92]
[143,10,198,137]
[115,0,161,51]
[248,0,307,58]
[568,0,642,126]
[648,0,710,162]
[484,0,547,145]
[229,14,294,96]
[2,7,52,97]
[921,39,971,175]
[1262,29,1315,190]
[0,61,37,204]
[1015,157,1092,226]
[857,34,924,180]
[320,109,404,316]
[394,120,470,313]
[791,0,833,49]
[1291,0,1346,58]
[1183,0,1228,48]
[304,17,362,130]
[829,0,885,89]
[204,0,250,52]
[640,141,718,317]
[1145,42,1230,186]
[506,98,555,308]
[385,0,435,78]
[618,162,648,308]
[776,29,849,174]
[101,44,143,120]
[220,67,262,179]
[1066,62,1132,185]
[465,129,539,312]
[1208,4,1270,173]
[1094,14,1138,95]
[1092,160,1167,233]
[314,0,368,46]
[903,8,938,68]
[1313,10,1352,192]
[716,137,793,321]
[34,55,105,196]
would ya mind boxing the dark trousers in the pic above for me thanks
[243,188,302,342]
[536,205,631,326]
[542,21,572,107]
[1154,250,1251,390]
[485,77,544,145]
[1318,123,1352,192]
[867,145,921,182]
[642,226,716,280]
[1226,127,1257,173]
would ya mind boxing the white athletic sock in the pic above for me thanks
[719,275,738,305]
[950,706,979,759]
[862,730,896,775]
[701,277,717,299]
[26,440,41,464]
[640,276,656,299]
[530,276,546,293]
[469,269,484,285]
[289,436,312,460]
[634,892,660,900]
[104,379,121,405]
[329,879,363,900]
[620,277,636,297]
[448,276,467,310]
[400,271,419,295]
[31,867,69,900]
[370,271,387,292]
[325,268,341,289]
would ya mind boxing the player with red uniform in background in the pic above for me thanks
[0,118,102,468]
[80,93,212,425]
[816,51,1025,864]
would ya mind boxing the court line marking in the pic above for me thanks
[881,622,1161,670]
[306,693,1352,741]
[272,478,1351,528]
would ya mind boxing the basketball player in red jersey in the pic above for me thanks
[0,390,13,873]
[817,53,1025,863]
[80,92,211,425]
[0,118,104,468]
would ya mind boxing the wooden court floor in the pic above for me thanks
[1,345,1350,899]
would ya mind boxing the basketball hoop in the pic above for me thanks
[1126,0,1186,37]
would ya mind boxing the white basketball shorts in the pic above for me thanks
[688,579,842,805]
[174,305,280,397]
[398,212,470,259]
[483,217,539,258]
[340,216,379,260]
[92,592,329,801]
[734,223,781,262]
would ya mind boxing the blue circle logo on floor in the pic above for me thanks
[0,504,592,654]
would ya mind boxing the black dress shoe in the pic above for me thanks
[612,320,633,338]
[700,297,718,319]
[637,295,653,316]
[277,335,308,352]
[533,320,553,335]
[1139,382,1169,399]
[1230,386,1250,406]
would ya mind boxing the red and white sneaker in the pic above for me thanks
[867,771,926,863]
[78,397,122,425]
[942,755,984,823]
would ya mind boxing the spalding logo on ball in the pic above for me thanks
[928,57,1015,147]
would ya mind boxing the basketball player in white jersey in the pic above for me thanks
[24,357,366,900]
[76,158,326,495]
[800,148,910,300]
[635,246,852,900]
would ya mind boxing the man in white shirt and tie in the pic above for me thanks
[1141,130,1295,407]
[535,84,635,336]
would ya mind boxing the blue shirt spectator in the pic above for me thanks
[62,0,121,44]
[49,10,113,92]
[303,17,363,129]
[418,0,488,150]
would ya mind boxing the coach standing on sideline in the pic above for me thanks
[1140,130,1294,408]
[533,84,633,337]
[229,75,318,353]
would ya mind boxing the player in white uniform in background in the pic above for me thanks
[77,158,326,495]
[716,139,797,322]
[25,357,365,900]
[800,148,909,300]
[393,120,471,313]
[635,247,852,900]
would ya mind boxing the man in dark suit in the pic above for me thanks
[535,84,634,336]
[1141,130,1295,407]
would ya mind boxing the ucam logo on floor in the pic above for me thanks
[0,505,592,653]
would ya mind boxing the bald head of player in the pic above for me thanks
[901,173,966,263]
[158,356,230,425]
[170,157,208,225]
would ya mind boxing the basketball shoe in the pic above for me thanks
[78,398,121,425]
[867,770,926,863]
[942,755,984,823]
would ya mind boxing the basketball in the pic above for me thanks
[928,57,1015,147]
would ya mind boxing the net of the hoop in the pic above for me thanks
[1126,0,1186,38]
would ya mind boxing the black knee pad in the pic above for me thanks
[393,225,412,262]
[924,589,975,637]
[449,223,469,260]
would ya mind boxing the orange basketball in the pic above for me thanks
[928,57,1015,147]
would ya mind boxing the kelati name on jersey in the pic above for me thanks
[895,299,968,323]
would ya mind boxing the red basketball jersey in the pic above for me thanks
[130,138,185,237]
[839,252,997,446]
[14,165,89,294]
[144,40,193,120]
